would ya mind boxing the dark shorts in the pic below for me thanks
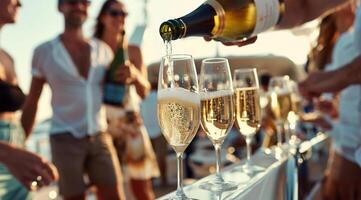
[150,135,168,158]
[50,132,122,197]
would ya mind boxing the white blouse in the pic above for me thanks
[325,31,361,163]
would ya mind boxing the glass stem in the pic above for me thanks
[214,143,224,183]
[276,122,283,148]
[246,136,252,167]
[176,153,186,197]
[290,118,298,142]
[284,121,290,144]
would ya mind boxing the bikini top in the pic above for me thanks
[0,80,26,112]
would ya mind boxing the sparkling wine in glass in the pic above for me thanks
[233,68,264,175]
[268,76,292,159]
[287,79,303,147]
[157,54,200,200]
[198,58,237,192]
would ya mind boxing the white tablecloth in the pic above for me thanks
[158,149,288,200]
[158,134,329,200]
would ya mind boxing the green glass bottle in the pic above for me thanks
[160,0,285,42]
[103,34,126,107]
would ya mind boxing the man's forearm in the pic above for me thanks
[21,77,45,137]
[0,142,14,164]
[326,55,361,92]
[21,103,38,137]
[335,55,361,88]
[347,56,361,85]
[278,0,349,28]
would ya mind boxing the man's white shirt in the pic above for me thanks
[32,37,113,138]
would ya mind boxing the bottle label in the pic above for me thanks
[103,83,126,106]
[252,0,281,35]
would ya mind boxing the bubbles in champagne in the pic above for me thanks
[270,90,292,122]
[291,95,302,114]
[158,88,200,153]
[234,87,261,136]
[158,88,200,103]
[200,90,234,100]
[200,90,234,144]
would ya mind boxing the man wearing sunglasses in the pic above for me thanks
[21,0,125,199]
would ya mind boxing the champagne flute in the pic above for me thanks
[198,58,237,192]
[233,68,264,175]
[268,76,292,159]
[287,80,302,146]
[157,54,200,200]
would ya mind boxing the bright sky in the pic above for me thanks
[0,0,317,122]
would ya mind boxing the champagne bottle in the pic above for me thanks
[103,33,126,107]
[159,0,285,42]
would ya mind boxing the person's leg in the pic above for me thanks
[63,194,86,200]
[151,135,168,186]
[157,153,168,186]
[184,135,197,178]
[87,133,125,200]
[96,185,123,200]
[130,178,155,200]
[49,133,87,199]
[113,136,127,166]
[322,150,361,200]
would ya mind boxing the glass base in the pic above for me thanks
[262,148,274,156]
[166,191,197,200]
[231,163,264,177]
[288,137,301,155]
[241,164,265,176]
[165,196,197,200]
[199,179,238,192]
[274,146,285,160]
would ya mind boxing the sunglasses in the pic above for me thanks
[64,0,91,6]
[107,10,128,18]
[16,0,22,7]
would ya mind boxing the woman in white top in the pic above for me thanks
[305,4,361,199]
[94,1,159,200]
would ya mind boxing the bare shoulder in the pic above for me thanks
[0,51,6,80]
[0,64,5,81]
[0,49,14,64]
[127,45,143,69]
[128,45,141,55]
[0,49,17,83]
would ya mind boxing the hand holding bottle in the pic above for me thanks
[114,60,138,84]
[204,35,258,47]
[160,0,284,43]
